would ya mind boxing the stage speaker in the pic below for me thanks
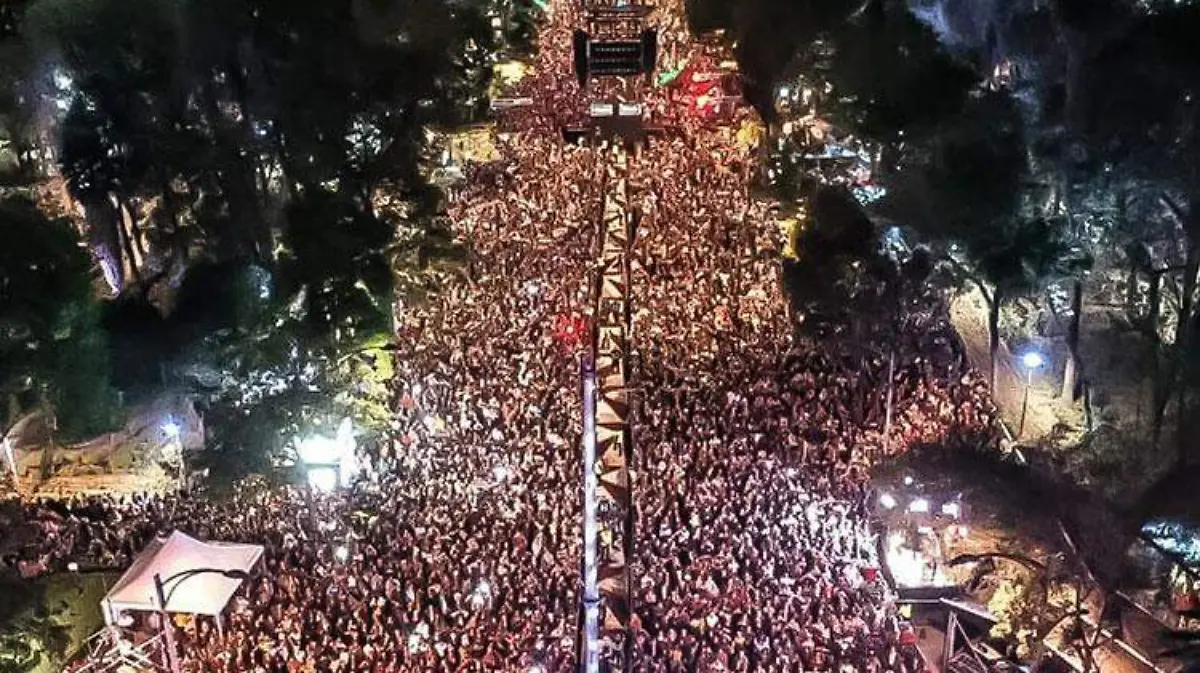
[640,29,658,73]
[574,30,590,88]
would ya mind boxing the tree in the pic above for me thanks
[0,195,118,440]
[783,185,938,450]
[797,0,979,145]
[875,91,1088,388]
[1068,3,1200,457]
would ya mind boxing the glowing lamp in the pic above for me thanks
[941,502,961,518]
[307,467,339,492]
[879,493,897,510]
[908,498,929,514]
[1021,351,1045,370]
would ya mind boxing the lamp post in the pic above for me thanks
[1017,351,1045,439]
[152,567,250,673]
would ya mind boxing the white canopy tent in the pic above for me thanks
[101,531,263,626]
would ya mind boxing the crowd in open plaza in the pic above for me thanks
[1,0,1005,671]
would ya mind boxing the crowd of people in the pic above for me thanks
[1,0,1004,671]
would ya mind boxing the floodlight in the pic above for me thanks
[903,476,914,486]
[307,467,339,493]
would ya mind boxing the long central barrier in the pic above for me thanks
[579,145,637,673]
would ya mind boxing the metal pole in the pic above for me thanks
[580,356,601,673]
[1018,368,1032,439]
[882,349,895,456]
[153,573,181,673]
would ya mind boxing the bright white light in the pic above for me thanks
[908,498,930,514]
[879,493,897,510]
[334,545,350,562]
[525,281,542,296]
[903,476,915,486]
[471,580,492,609]
[941,502,961,518]
[307,467,339,492]
[296,436,341,464]
[1021,351,1045,370]
[162,422,181,438]
[68,562,79,572]
[785,468,798,478]
[493,466,511,482]
[529,666,545,673]
[778,86,791,100]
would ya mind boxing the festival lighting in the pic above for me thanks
[941,501,961,518]
[879,493,897,510]
[68,562,79,572]
[1021,351,1046,371]
[908,498,930,514]
[307,467,339,492]
[296,418,359,490]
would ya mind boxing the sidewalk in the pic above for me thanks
[948,289,1087,448]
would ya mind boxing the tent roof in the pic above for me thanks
[102,531,263,622]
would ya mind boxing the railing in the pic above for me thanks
[70,629,166,673]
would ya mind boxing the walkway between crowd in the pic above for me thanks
[4,0,1005,671]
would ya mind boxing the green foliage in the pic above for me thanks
[280,189,393,340]
[801,3,978,143]
[0,196,119,438]
[783,186,936,347]
[507,0,545,57]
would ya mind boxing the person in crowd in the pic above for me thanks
[4,1,997,670]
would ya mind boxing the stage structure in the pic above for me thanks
[578,148,637,673]
[573,3,657,86]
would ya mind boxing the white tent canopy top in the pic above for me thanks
[102,531,263,625]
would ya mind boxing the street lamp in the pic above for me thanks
[153,567,250,673]
[1018,351,1045,438]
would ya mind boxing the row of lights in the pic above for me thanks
[879,493,961,519]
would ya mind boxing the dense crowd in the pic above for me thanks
[1,0,1002,671]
